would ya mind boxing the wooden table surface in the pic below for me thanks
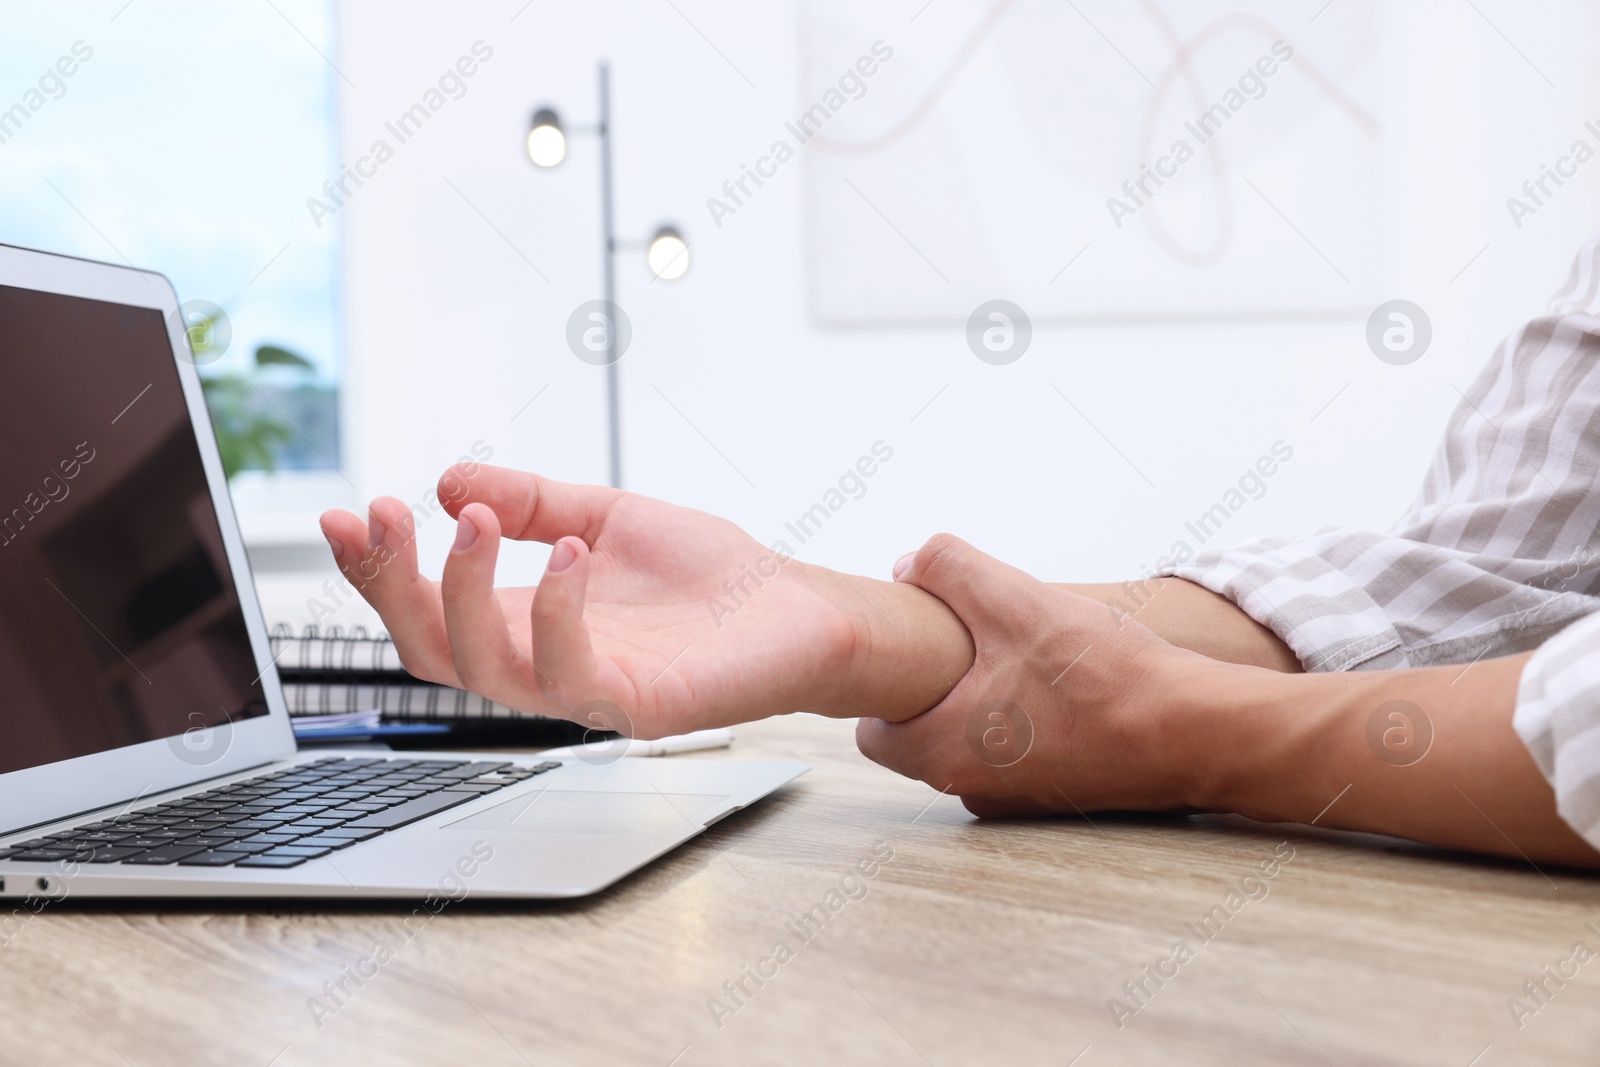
[2,712,1597,1067]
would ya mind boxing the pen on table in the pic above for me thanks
[547,727,735,759]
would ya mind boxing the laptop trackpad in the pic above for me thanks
[445,789,730,835]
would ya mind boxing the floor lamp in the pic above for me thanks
[526,62,689,489]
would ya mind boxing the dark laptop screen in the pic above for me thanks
[0,282,267,775]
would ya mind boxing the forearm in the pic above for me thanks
[820,570,1296,723]
[1172,651,1600,868]
[1057,577,1301,672]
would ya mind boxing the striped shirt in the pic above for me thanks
[1160,234,1600,848]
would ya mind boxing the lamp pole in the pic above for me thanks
[597,62,622,489]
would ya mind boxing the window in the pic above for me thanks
[0,1,342,488]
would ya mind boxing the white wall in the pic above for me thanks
[258,0,1600,628]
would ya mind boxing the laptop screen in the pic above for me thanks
[0,282,267,775]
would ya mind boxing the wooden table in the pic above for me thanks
[3,713,1597,1066]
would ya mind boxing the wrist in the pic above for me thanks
[807,565,975,721]
[1157,656,1333,814]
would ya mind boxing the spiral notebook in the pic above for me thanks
[269,624,584,745]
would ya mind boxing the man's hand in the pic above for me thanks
[318,464,973,738]
[856,534,1198,817]
[866,536,1600,867]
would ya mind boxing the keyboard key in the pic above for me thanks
[296,834,363,850]
[12,837,61,849]
[262,845,335,858]
[309,827,382,842]
[205,826,266,839]
[219,840,282,854]
[304,807,367,821]
[233,854,310,868]
[370,791,428,803]
[437,761,512,779]
[122,844,208,865]
[177,851,249,867]
[8,849,74,862]
[344,791,480,831]
[119,837,174,849]
[82,846,152,864]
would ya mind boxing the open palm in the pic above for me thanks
[319,464,860,738]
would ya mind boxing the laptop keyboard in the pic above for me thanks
[0,756,559,870]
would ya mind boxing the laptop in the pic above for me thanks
[0,242,806,900]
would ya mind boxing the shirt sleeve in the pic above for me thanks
[1515,610,1600,849]
[1157,234,1600,673]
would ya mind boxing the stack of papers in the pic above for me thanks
[291,708,381,737]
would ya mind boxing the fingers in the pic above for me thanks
[437,463,623,545]
[959,794,1056,818]
[855,717,904,772]
[528,535,603,716]
[891,533,1039,630]
[855,714,955,785]
[439,503,542,709]
[856,716,1055,818]
[320,499,459,686]
[856,714,998,802]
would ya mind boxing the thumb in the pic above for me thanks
[891,533,1038,629]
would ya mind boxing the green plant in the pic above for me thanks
[199,344,315,480]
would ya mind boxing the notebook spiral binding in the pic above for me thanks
[268,622,404,673]
[267,622,531,720]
